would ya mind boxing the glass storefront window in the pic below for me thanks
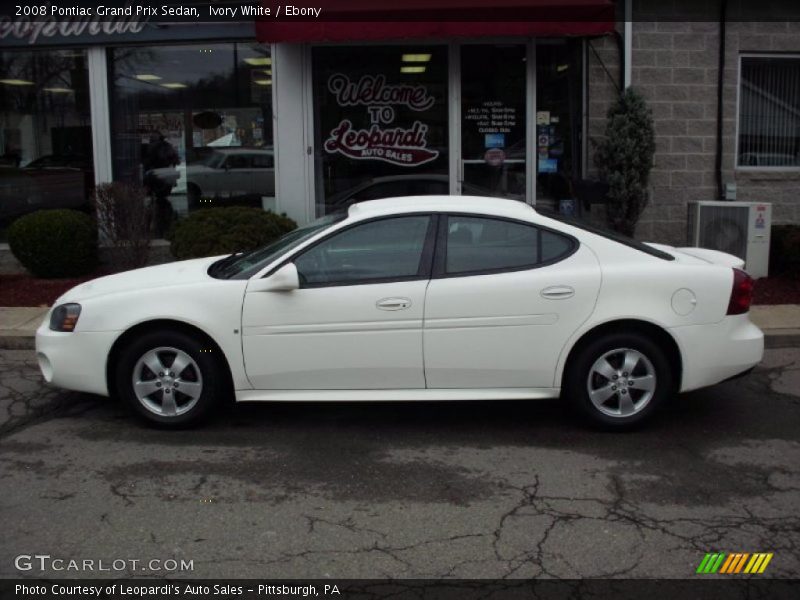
[312,45,448,215]
[535,39,583,213]
[460,44,527,202]
[0,49,92,240]
[109,43,274,236]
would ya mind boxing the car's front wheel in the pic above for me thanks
[115,330,225,426]
[564,332,675,429]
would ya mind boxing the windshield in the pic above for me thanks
[211,212,347,280]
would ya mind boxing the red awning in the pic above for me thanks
[256,1,616,43]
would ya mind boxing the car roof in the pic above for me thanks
[347,195,537,220]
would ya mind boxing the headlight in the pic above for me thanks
[49,303,82,332]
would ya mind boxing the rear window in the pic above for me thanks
[542,211,675,261]
[444,215,576,276]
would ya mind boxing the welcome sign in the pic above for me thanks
[322,73,440,167]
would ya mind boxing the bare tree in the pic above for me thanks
[93,182,152,272]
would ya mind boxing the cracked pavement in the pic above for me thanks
[0,348,798,579]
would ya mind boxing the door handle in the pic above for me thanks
[376,297,412,311]
[541,286,575,300]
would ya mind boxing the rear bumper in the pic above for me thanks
[670,314,764,393]
[35,321,119,396]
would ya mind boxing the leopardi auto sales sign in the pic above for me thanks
[323,73,440,167]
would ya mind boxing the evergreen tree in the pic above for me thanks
[594,88,656,237]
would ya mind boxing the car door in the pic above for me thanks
[423,214,601,389]
[241,214,436,390]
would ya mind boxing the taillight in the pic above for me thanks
[727,268,754,315]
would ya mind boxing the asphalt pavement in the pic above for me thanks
[0,348,798,579]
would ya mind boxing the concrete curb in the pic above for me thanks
[3,331,800,352]
[764,331,800,349]
[0,334,35,350]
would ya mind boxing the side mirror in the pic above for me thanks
[249,263,300,292]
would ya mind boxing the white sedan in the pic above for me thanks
[36,196,764,428]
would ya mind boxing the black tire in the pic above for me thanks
[114,329,227,427]
[563,331,675,430]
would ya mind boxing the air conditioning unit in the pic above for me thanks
[687,201,771,278]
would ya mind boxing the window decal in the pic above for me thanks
[322,73,440,168]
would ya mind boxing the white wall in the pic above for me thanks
[272,43,314,225]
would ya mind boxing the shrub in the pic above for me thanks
[8,209,98,278]
[769,224,800,276]
[169,207,297,260]
[594,87,656,237]
[94,182,152,272]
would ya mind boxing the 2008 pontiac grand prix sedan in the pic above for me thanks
[36,196,764,428]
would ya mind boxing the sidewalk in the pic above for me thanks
[1,304,799,350]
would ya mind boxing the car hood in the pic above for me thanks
[57,256,224,303]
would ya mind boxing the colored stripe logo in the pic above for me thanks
[697,552,773,574]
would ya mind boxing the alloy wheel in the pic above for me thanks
[586,348,657,418]
[131,346,203,417]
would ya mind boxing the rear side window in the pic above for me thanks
[444,215,574,275]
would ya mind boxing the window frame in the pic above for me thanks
[735,52,800,172]
[286,213,439,289]
[431,213,578,279]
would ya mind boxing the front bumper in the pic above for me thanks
[35,321,120,397]
[670,314,764,393]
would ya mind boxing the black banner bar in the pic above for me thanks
[1,579,800,600]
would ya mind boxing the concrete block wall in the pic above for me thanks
[726,21,800,225]
[587,18,800,245]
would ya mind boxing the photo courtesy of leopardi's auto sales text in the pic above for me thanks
[0,0,799,599]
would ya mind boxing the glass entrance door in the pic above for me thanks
[458,44,527,202]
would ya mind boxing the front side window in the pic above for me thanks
[738,55,800,168]
[295,216,431,286]
[445,216,573,275]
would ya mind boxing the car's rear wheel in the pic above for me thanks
[564,332,674,429]
[115,330,225,427]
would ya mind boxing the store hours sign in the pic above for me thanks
[323,73,440,167]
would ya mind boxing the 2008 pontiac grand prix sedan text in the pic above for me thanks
[36,196,764,428]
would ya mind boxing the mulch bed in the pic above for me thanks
[0,272,104,307]
[1,269,798,307]
[752,273,800,305]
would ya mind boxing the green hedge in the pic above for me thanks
[169,207,297,260]
[8,209,98,278]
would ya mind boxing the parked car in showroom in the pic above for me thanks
[0,155,92,223]
[36,196,763,428]
[146,147,275,209]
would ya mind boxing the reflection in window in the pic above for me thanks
[0,49,92,239]
[295,216,430,285]
[109,43,275,236]
[738,56,800,168]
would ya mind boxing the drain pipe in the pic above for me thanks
[715,0,728,199]
[623,0,632,89]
